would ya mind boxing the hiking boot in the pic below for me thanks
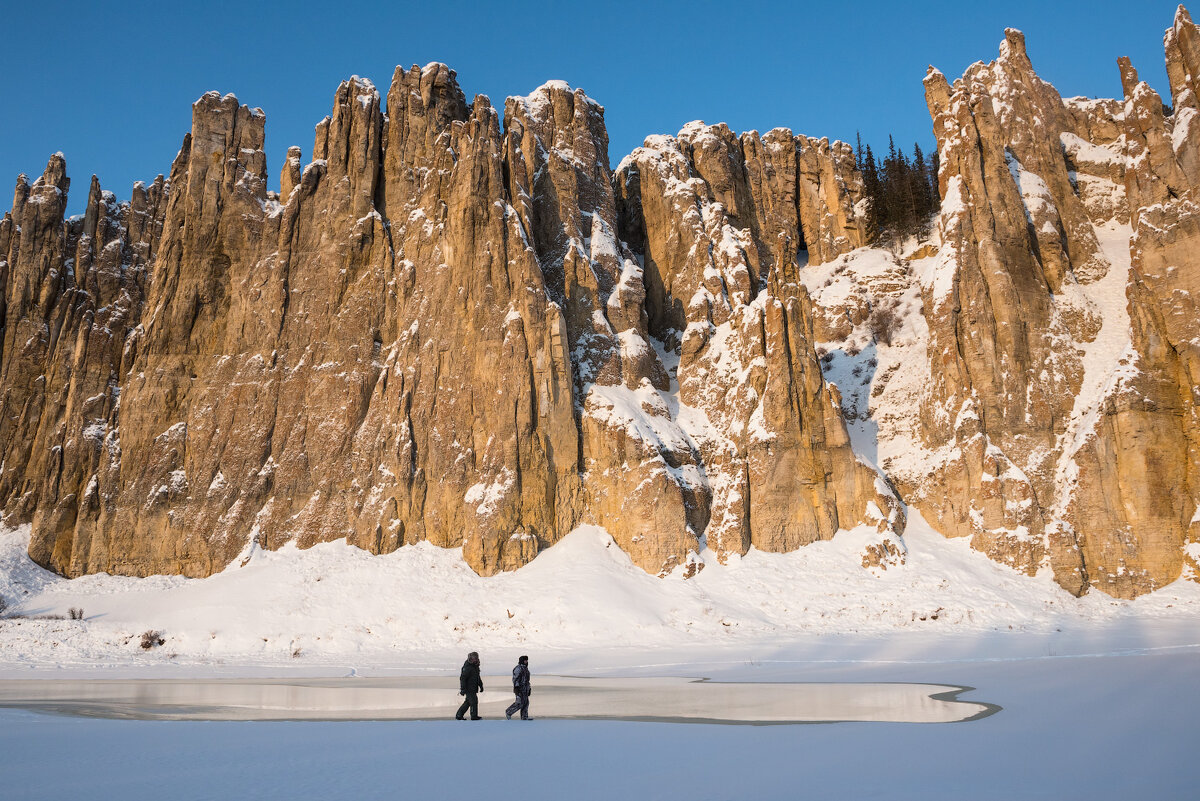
[470,716,482,720]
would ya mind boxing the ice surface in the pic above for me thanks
[0,676,991,724]
[0,635,1195,800]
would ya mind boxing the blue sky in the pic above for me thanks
[0,0,1185,216]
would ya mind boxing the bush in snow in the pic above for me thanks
[0,594,7,616]
[140,630,165,649]
[869,301,901,346]
[68,607,84,620]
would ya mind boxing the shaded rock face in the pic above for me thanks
[902,7,1200,598]
[1,67,896,580]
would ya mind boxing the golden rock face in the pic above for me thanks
[0,69,895,582]
[904,8,1200,598]
[2,7,1199,600]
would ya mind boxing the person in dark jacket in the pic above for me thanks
[455,651,484,720]
[505,655,532,720]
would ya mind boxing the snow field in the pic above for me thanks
[1,511,1196,675]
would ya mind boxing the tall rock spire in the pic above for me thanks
[6,11,1199,598]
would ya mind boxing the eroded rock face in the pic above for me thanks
[1,155,167,576]
[898,7,1200,598]
[1087,7,1200,596]
[915,42,1087,586]
[5,8,1199,598]
[359,73,586,576]
[616,123,901,564]
[1,64,898,581]
[502,81,696,574]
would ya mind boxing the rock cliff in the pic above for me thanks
[2,6,1198,599]
[875,6,1200,598]
[0,67,897,581]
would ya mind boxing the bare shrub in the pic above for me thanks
[869,301,901,346]
[68,607,84,620]
[0,595,7,616]
[140,630,165,650]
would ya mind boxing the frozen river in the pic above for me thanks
[0,642,1193,800]
[0,676,996,723]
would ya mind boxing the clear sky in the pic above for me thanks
[0,0,1185,216]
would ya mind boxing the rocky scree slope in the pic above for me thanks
[2,7,1199,601]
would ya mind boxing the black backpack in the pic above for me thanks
[512,664,528,692]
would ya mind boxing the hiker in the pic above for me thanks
[505,655,532,720]
[455,651,484,720]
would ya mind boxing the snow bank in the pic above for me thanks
[1,512,1196,674]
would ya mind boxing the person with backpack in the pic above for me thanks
[505,655,532,720]
[455,651,484,720]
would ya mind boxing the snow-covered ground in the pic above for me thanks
[2,518,1197,798]
[1,513,1197,674]
[2,454,1187,789]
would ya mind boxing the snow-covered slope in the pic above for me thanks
[2,515,1195,674]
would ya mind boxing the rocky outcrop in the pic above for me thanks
[891,6,1200,598]
[913,36,1088,587]
[1088,6,1200,595]
[88,75,586,578]
[1,155,167,576]
[5,7,1200,599]
[616,123,899,563]
[1,64,897,581]
[502,81,697,574]
[371,73,584,575]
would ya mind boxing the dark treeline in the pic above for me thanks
[856,134,941,246]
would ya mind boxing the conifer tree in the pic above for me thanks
[856,135,941,246]
[860,144,882,236]
[913,143,931,211]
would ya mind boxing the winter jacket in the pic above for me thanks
[460,660,483,694]
[512,663,531,695]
